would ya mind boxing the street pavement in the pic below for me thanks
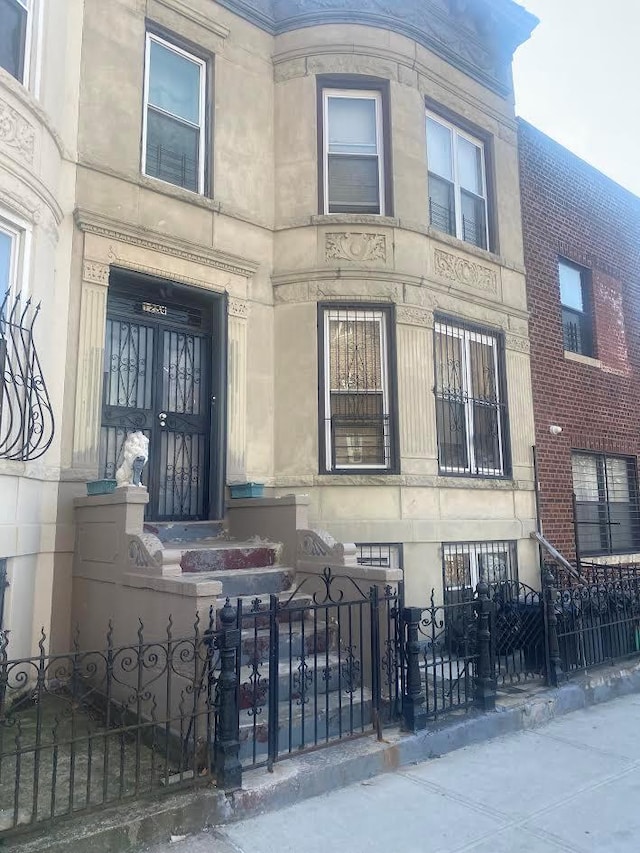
[146,692,640,853]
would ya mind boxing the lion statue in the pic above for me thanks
[116,431,149,487]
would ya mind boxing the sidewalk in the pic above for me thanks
[145,691,640,853]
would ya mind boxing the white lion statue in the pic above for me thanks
[116,431,149,487]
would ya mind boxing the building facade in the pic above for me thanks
[0,0,83,655]
[2,0,540,653]
[519,119,640,566]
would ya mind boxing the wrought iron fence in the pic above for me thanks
[544,563,640,675]
[0,292,54,461]
[490,582,545,686]
[236,570,403,771]
[0,615,220,840]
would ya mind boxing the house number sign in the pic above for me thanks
[142,302,167,316]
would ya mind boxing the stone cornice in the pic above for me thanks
[212,0,538,95]
[74,208,259,278]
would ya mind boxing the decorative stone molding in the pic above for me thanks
[82,261,110,286]
[297,529,358,567]
[396,306,434,328]
[152,0,230,38]
[128,533,163,570]
[433,248,498,295]
[504,334,531,354]
[325,232,387,263]
[228,297,249,319]
[75,209,258,278]
[0,98,35,164]
[214,0,536,95]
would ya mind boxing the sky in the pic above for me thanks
[512,0,640,196]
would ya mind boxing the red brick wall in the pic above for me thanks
[518,119,640,560]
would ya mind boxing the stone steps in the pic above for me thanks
[207,567,294,598]
[143,520,226,544]
[177,540,281,573]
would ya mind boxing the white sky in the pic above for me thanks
[512,0,640,196]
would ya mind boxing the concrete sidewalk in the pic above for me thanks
[145,691,640,853]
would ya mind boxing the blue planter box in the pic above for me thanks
[86,479,117,496]
[229,482,264,499]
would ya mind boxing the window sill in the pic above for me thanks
[563,350,601,369]
[311,214,399,228]
[426,225,503,267]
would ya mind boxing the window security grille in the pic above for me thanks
[442,540,518,603]
[434,317,508,477]
[321,306,395,472]
[355,543,403,571]
[572,452,640,557]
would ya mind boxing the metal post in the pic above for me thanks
[542,568,564,687]
[213,599,242,791]
[370,586,382,740]
[474,581,496,712]
[401,606,427,732]
[267,594,279,772]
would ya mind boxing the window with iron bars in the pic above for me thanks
[442,540,518,604]
[559,260,594,357]
[434,317,509,477]
[355,543,403,571]
[319,304,397,473]
[572,452,640,556]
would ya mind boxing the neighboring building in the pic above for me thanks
[2,0,541,653]
[519,119,640,566]
[0,1,83,655]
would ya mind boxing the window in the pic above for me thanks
[443,541,517,604]
[0,0,30,84]
[320,305,396,473]
[142,33,206,194]
[559,260,593,356]
[0,213,27,304]
[434,317,508,477]
[572,453,640,556]
[322,89,385,215]
[356,543,403,570]
[426,112,488,250]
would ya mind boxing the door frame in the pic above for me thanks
[103,268,227,521]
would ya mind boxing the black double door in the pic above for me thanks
[100,273,226,521]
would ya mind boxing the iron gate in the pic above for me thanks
[235,570,403,770]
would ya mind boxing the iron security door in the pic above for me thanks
[101,278,221,521]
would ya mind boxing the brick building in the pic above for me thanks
[518,119,640,565]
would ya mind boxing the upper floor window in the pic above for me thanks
[0,0,30,84]
[559,260,594,357]
[142,33,206,194]
[434,317,508,477]
[320,305,397,473]
[426,113,488,250]
[572,452,640,556]
[322,89,385,215]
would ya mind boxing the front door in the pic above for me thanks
[100,271,226,521]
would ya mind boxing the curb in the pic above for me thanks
[8,658,640,853]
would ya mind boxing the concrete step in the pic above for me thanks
[212,567,294,598]
[216,593,315,629]
[178,540,281,573]
[239,623,337,667]
[143,520,226,544]
[238,689,373,764]
[239,653,360,710]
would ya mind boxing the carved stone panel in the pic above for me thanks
[433,248,497,295]
[0,98,35,164]
[325,232,387,263]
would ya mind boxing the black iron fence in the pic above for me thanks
[543,562,640,678]
[236,570,403,771]
[0,613,221,840]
